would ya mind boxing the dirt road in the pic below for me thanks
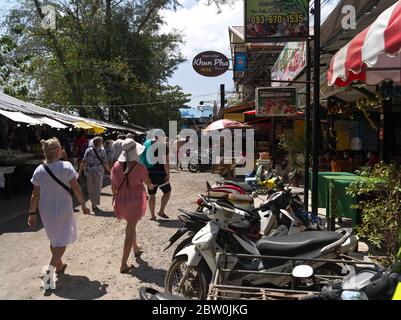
[0,169,219,300]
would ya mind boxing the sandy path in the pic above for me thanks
[0,170,219,300]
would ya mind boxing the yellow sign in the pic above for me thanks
[224,113,245,122]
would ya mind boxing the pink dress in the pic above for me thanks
[111,161,148,221]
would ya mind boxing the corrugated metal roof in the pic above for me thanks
[0,92,145,133]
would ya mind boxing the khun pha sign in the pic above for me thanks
[192,51,229,77]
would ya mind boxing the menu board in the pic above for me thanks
[256,87,298,117]
[245,0,309,42]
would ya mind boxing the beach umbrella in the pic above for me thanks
[203,119,249,132]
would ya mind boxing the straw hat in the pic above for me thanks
[118,138,145,162]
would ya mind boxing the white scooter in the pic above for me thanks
[164,197,359,300]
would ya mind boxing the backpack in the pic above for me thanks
[140,140,155,169]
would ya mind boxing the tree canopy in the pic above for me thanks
[1,0,190,130]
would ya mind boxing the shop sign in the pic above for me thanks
[256,87,298,117]
[234,52,247,72]
[192,51,229,77]
[224,113,245,122]
[244,0,309,43]
[271,41,306,87]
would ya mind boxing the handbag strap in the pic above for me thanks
[42,164,73,197]
[93,147,107,170]
[116,162,137,193]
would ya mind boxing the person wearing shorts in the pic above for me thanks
[141,130,171,220]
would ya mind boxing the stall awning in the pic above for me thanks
[31,116,68,129]
[0,110,43,125]
[73,121,106,133]
[328,0,401,87]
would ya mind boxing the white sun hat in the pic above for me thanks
[118,138,145,162]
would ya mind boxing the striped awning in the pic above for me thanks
[328,0,401,87]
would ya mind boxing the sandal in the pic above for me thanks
[134,248,144,258]
[56,264,68,275]
[149,216,156,221]
[120,264,134,274]
[157,212,170,219]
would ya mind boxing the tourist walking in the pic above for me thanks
[110,138,154,273]
[140,129,171,220]
[28,138,90,276]
[78,136,111,212]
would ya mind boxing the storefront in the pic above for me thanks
[327,0,401,163]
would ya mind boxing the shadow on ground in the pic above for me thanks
[0,212,44,235]
[126,257,166,287]
[93,208,115,218]
[155,219,181,229]
[44,273,108,300]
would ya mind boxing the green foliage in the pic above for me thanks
[1,0,189,127]
[0,33,34,100]
[277,134,305,170]
[346,163,401,266]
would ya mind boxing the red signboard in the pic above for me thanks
[192,51,229,77]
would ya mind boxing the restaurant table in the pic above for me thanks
[309,171,356,208]
[326,175,361,230]
[0,166,16,200]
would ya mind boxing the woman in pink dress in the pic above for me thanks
[110,138,154,273]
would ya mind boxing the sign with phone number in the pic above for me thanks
[245,0,309,42]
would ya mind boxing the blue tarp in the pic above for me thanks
[179,108,212,119]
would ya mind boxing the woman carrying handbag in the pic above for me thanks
[110,138,154,273]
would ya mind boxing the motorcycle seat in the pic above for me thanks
[206,191,228,199]
[228,194,254,203]
[256,231,343,257]
[229,220,251,233]
[178,209,210,222]
[215,179,254,192]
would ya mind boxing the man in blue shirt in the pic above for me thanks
[141,129,171,220]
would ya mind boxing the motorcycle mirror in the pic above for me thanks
[292,265,314,278]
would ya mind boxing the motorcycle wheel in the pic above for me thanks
[188,163,199,173]
[164,255,211,300]
[172,237,193,259]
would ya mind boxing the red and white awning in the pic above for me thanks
[328,0,401,87]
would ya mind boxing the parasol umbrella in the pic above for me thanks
[203,119,249,132]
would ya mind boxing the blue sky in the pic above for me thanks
[161,0,243,108]
[1,0,340,109]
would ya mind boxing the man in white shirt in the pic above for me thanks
[112,134,125,162]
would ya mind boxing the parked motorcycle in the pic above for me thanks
[166,187,317,260]
[164,197,358,299]
[187,149,213,173]
[299,263,401,300]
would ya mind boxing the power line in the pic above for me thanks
[48,91,220,108]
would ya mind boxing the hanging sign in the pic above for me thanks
[256,87,298,117]
[271,41,306,87]
[244,0,309,43]
[192,51,230,77]
[234,52,247,72]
